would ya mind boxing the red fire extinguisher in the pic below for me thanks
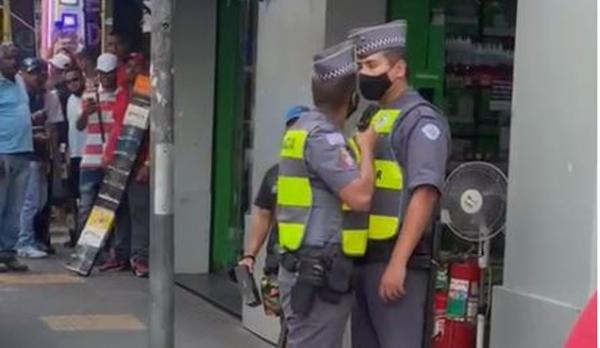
[432,292,448,348]
[447,260,480,323]
[439,260,480,348]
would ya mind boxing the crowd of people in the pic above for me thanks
[0,32,150,277]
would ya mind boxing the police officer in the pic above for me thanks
[238,105,309,275]
[238,105,308,348]
[277,40,378,348]
[347,20,450,348]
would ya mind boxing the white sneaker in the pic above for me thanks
[17,246,48,259]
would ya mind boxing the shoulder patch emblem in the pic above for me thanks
[338,148,355,169]
[421,123,441,141]
[326,133,346,146]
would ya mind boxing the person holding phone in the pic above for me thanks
[76,53,119,244]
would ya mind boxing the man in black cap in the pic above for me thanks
[347,20,450,348]
[276,41,377,348]
[17,57,65,258]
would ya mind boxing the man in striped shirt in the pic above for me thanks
[76,53,118,233]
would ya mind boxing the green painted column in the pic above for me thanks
[211,0,244,272]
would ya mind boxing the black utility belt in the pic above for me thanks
[358,239,433,270]
[281,247,354,315]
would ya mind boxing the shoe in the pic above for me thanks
[130,257,149,278]
[97,257,129,272]
[17,246,48,259]
[4,258,29,272]
[35,243,56,255]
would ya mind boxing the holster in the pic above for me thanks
[320,250,354,304]
[284,246,355,313]
[290,255,325,315]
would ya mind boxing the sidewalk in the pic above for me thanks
[0,247,272,348]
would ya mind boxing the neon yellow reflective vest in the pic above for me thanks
[367,98,435,241]
[276,126,368,257]
[368,108,405,241]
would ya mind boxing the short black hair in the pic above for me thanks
[110,31,133,53]
[0,42,16,58]
[78,48,97,63]
[382,47,407,65]
[382,47,409,78]
[311,74,356,111]
[65,65,82,76]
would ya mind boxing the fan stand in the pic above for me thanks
[476,225,491,348]
[442,161,507,348]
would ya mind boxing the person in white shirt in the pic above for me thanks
[64,66,87,247]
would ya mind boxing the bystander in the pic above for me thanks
[0,43,34,272]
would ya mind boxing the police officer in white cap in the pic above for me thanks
[347,20,450,348]
[276,40,378,348]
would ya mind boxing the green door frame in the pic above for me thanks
[210,0,244,272]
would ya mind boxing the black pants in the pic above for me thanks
[69,157,81,199]
[68,157,81,244]
[33,168,52,248]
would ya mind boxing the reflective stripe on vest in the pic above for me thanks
[277,129,311,251]
[368,109,404,240]
[277,130,368,256]
[341,138,368,256]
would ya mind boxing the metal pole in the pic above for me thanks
[150,0,174,347]
[3,0,12,42]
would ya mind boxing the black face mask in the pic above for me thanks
[358,72,392,101]
[346,92,359,119]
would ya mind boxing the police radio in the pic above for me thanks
[356,104,380,132]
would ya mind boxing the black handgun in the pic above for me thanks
[356,104,380,132]
[232,264,262,307]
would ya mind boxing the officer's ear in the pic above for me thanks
[389,59,407,82]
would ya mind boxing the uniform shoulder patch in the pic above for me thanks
[338,147,355,169]
[421,123,441,140]
[325,132,346,146]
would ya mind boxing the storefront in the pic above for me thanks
[12,1,592,347]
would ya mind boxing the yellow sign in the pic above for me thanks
[86,207,115,232]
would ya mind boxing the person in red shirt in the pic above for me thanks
[76,53,119,248]
[100,52,149,276]
[106,32,131,90]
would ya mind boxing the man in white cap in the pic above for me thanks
[49,53,71,77]
[48,52,71,104]
[75,53,119,252]
[276,41,377,348]
[47,53,72,210]
[347,20,450,348]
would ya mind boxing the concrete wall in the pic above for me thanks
[172,0,216,274]
[242,0,386,343]
[324,0,387,46]
[490,0,597,347]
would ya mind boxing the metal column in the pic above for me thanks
[149,0,175,347]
